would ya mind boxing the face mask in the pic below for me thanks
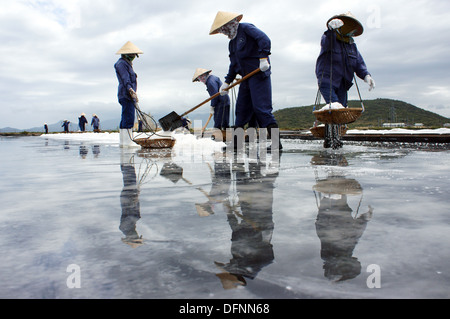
[219,19,239,40]
[198,74,208,84]
[124,54,136,62]
[346,30,357,37]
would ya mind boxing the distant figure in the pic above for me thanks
[91,114,100,132]
[181,117,191,130]
[78,113,88,132]
[44,123,48,134]
[62,120,70,133]
[138,119,143,132]
[192,68,230,130]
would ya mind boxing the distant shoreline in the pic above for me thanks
[0,132,43,136]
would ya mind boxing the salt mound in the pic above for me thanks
[319,102,345,111]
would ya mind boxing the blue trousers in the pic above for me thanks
[214,102,230,129]
[119,98,135,129]
[235,74,277,128]
[319,80,348,106]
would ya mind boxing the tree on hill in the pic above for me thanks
[273,98,449,130]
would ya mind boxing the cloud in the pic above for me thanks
[1,0,449,129]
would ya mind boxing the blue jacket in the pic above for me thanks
[315,29,370,90]
[91,116,100,128]
[78,116,88,126]
[206,75,230,107]
[225,23,271,84]
[114,57,137,101]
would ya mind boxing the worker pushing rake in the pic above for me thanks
[313,12,376,149]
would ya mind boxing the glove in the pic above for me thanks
[210,106,215,114]
[220,82,229,96]
[259,58,270,72]
[129,88,138,102]
[328,18,344,30]
[364,75,376,91]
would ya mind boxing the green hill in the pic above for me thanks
[274,98,450,130]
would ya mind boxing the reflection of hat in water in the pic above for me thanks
[327,12,363,37]
[209,11,243,35]
[116,41,144,55]
[160,162,184,184]
[195,202,214,217]
[121,236,144,248]
[192,68,212,82]
[214,261,246,289]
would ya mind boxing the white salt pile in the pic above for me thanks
[40,130,226,154]
[319,102,345,111]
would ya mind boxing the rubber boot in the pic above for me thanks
[231,126,245,151]
[332,124,344,149]
[120,129,140,148]
[323,124,332,148]
[267,123,283,151]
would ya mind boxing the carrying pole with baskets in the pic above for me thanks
[311,27,366,149]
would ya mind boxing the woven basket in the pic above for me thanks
[310,125,348,138]
[133,137,176,149]
[313,107,363,124]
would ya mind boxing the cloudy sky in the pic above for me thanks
[1,0,450,129]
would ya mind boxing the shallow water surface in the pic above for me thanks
[0,135,449,299]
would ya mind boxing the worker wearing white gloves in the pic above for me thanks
[315,12,375,149]
[210,11,281,150]
[316,12,375,107]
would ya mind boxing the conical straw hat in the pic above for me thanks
[209,11,243,35]
[192,68,212,82]
[116,41,144,55]
[327,12,363,37]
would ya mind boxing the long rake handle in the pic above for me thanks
[201,113,213,135]
[180,68,261,117]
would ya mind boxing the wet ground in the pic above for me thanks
[0,134,449,299]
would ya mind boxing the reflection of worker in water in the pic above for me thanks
[79,145,88,159]
[215,159,278,289]
[314,178,373,282]
[119,158,143,248]
[92,145,100,157]
[195,159,232,217]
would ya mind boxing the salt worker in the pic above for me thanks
[316,12,375,107]
[78,113,88,132]
[209,11,282,150]
[62,120,70,133]
[91,114,100,132]
[315,12,375,148]
[114,41,143,147]
[193,68,230,130]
